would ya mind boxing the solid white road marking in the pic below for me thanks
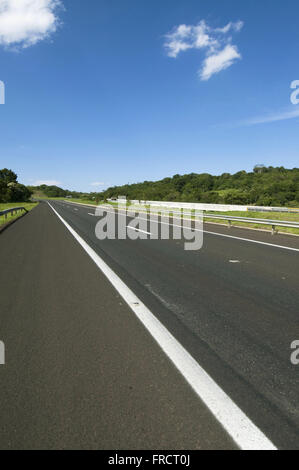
[203,229,299,252]
[48,202,277,450]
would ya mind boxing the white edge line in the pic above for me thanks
[48,202,277,450]
[203,229,299,252]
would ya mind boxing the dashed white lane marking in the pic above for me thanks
[229,260,241,264]
[127,226,152,235]
[48,202,277,451]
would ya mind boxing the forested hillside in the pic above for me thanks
[28,184,87,200]
[101,166,299,207]
[5,165,298,207]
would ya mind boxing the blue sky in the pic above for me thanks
[0,0,298,192]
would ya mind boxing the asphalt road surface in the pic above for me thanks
[0,201,298,449]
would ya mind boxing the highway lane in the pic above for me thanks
[49,200,299,449]
[0,203,237,450]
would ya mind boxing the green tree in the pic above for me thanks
[0,169,32,203]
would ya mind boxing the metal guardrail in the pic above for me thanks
[0,207,28,221]
[105,204,299,235]
[203,213,299,234]
[248,206,299,214]
[113,198,299,214]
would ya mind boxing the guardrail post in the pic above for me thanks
[228,220,232,229]
[272,225,276,235]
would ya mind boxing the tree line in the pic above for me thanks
[99,166,299,207]
[0,169,32,203]
[2,166,299,207]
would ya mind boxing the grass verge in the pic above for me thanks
[0,202,38,229]
[205,211,299,235]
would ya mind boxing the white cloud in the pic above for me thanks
[215,21,244,34]
[0,0,62,49]
[166,39,192,58]
[165,20,217,58]
[234,20,244,32]
[90,182,109,187]
[193,21,217,50]
[241,107,299,126]
[34,180,61,186]
[164,19,243,80]
[200,44,241,81]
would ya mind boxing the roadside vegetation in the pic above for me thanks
[3,165,299,234]
[0,169,37,229]
[25,165,299,209]
[0,169,32,203]
[0,202,38,229]
[27,166,299,209]
[99,166,299,208]
[28,184,99,202]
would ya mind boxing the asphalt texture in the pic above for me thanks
[44,200,299,450]
[0,202,238,450]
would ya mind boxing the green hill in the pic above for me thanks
[99,166,299,207]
